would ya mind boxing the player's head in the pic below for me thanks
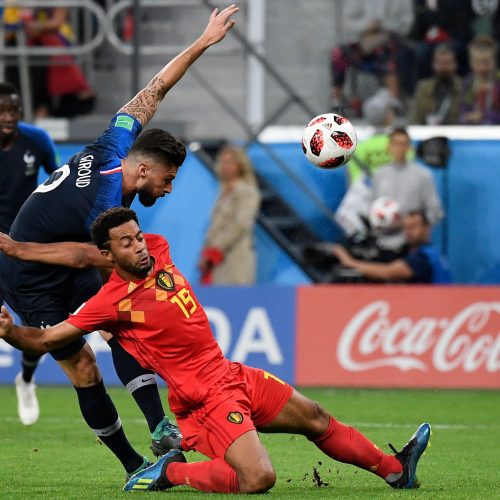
[127,129,186,207]
[0,82,22,138]
[403,211,430,247]
[91,207,152,279]
[388,127,411,164]
[215,145,257,186]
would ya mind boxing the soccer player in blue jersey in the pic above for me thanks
[0,4,239,479]
[0,81,57,425]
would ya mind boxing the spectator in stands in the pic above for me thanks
[25,7,95,118]
[332,0,413,116]
[338,1,414,45]
[459,34,500,124]
[409,43,462,125]
[331,211,451,284]
[410,0,473,80]
[199,146,261,285]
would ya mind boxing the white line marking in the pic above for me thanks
[0,416,496,430]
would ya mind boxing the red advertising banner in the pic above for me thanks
[296,286,500,388]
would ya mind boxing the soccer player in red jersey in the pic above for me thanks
[0,207,430,493]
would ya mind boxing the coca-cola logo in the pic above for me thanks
[337,301,500,373]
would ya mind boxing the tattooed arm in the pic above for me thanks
[119,4,238,127]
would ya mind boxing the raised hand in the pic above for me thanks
[199,4,239,47]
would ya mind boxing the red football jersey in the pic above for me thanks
[66,233,230,413]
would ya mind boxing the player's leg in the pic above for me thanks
[259,387,430,489]
[15,352,41,425]
[2,292,41,425]
[164,430,275,494]
[125,398,276,493]
[102,332,181,455]
[54,340,146,475]
[70,269,180,456]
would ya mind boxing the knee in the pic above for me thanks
[239,467,276,493]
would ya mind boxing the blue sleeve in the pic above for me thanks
[84,171,124,232]
[93,114,143,169]
[18,122,58,173]
[403,249,432,283]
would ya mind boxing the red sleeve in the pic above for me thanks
[66,291,116,332]
[145,233,171,262]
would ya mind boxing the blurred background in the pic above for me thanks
[1,0,499,388]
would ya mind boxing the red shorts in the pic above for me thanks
[176,362,293,459]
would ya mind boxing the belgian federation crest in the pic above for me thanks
[227,412,244,424]
[156,271,175,291]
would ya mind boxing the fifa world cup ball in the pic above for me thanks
[302,113,357,169]
[369,197,402,231]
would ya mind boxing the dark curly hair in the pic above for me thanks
[90,207,139,250]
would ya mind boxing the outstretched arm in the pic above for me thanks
[331,245,413,281]
[119,4,238,126]
[0,307,86,355]
[0,233,111,269]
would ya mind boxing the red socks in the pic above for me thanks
[311,416,402,481]
[166,458,239,493]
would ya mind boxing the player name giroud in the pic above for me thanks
[336,300,500,373]
[76,154,94,188]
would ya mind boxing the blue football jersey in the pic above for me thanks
[0,122,57,233]
[10,113,142,243]
[2,114,142,292]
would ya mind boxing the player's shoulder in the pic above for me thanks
[18,122,55,151]
[145,233,169,251]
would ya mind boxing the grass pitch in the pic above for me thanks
[0,386,499,499]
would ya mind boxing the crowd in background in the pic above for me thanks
[332,0,500,126]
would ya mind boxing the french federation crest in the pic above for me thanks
[156,270,175,291]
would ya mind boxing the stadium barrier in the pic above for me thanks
[0,285,498,388]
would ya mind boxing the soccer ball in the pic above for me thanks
[369,197,402,231]
[302,113,357,169]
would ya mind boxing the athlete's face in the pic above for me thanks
[105,220,152,279]
[0,94,21,138]
[137,161,179,207]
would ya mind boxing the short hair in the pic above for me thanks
[0,82,20,98]
[129,128,186,168]
[389,127,410,141]
[90,207,139,250]
[406,210,429,226]
[433,43,456,60]
[468,33,497,55]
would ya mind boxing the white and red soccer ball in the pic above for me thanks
[302,113,357,169]
[369,197,402,231]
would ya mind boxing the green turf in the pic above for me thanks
[0,386,499,499]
